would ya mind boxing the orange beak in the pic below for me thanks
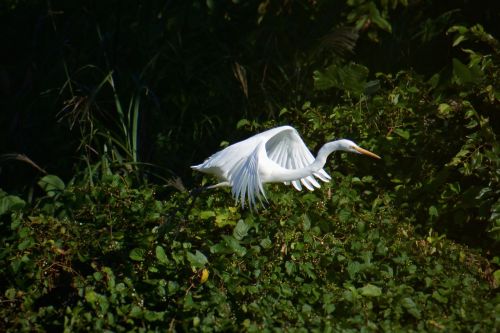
[354,146,381,159]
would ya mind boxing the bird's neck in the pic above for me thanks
[267,141,343,183]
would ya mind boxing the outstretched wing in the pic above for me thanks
[226,142,267,209]
[265,127,331,191]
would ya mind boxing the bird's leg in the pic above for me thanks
[206,181,230,189]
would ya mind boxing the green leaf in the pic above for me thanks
[236,119,250,129]
[260,237,272,249]
[452,58,482,85]
[368,2,392,32]
[452,34,467,47]
[186,250,208,268]
[429,205,439,218]
[401,297,421,319]
[285,261,296,275]
[156,245,169,264]
[129,305,142,318]
[233,219,251,240]
[393,128,410,140]
[144,310,164,322]
[313,62,369,94]
[222,235,247,257]
[18,238,34,250]
[200,210,216,220]
[302,214,311,231]
[129,248,146,261]
[359,284,382,297]
[38,175,65,197]
[438,103,452,118]
[338,209,351,223]
[432,290,448,304]
[279,108,289,116]
[5,288,16,300]
[0,195,26,215]
[493,270,500,287]
[85,290,97,303]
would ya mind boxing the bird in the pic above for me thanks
[191,125,380,208]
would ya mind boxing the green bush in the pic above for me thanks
[1,171,498,331]
[274,24,500,246]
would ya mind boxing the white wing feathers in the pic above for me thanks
[226,142,267,209]
[266,127,331,191]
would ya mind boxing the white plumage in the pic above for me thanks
[191,125,380,208]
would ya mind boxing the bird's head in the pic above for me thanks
[337,139,381,159]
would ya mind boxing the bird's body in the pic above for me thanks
[191,125,380,208]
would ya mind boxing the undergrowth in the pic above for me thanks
[1,173,498,332]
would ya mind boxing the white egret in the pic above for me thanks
[191,125,380,208]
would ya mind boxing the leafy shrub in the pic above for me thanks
[1,172,498,331]
[271,24,500,247]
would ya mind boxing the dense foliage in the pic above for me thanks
[1,0,499,331]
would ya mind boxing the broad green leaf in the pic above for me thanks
[394,128,410,140]
[359,284,382,297]
[260,237,272,249]
[285,261,295,275]
[432,290,448,304]
[368,2,392,32]
[0,195,26,215]
[233,219,251,240]
[129,248,146,261]
[156,245,169,264]
[213,211,228,225]
[200,210,215,220]
[338,209,351,223]
[236,119,250,129]
[428,205,438,218]
[186,250,208,268]
[302,214,311,231]
[144,310,164,322]
[313,62,369,94]
[493,270,500,287]
[452,58,482,85]
[222,235,247,257]
[38,175,65,197]
[5,288,16,300]
[279,108,289,116]
[401,297,421,319]
[18,238,34,250]
[129,305,142,318]
[438,103,452,118]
